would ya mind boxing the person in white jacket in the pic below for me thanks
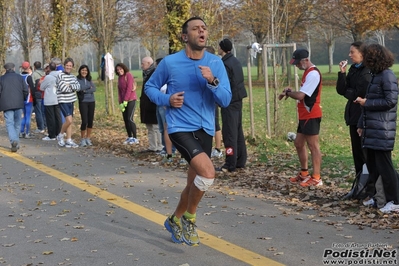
[40,62,62,140]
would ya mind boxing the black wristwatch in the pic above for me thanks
[209,77,219,86]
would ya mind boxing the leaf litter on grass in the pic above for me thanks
[82,119,399,230]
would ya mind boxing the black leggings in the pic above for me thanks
[122,100,137,138]
[79,101,95,131]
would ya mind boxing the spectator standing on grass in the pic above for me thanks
[140,56,163,152]
[32,61,46,133]
[56,58,81,148]
[336,42,371,181]
[205,46,223,158]
[116,63,139,145]
[145,16,231,246]
[278,48,323,187]
[77,65,96,147]
[19,61,35,139]
[216,39,248,172]
[0,62,29,152]
[355,44,399,213]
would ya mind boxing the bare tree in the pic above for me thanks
[11,0,40,61]
[0,0,14,66]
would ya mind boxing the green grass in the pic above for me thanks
[90,66,399,179]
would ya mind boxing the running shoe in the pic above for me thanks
[80,139,87,147]
[65,140,79,148]
[181,215,200,246]
[34,129,45,134]
[42,136,56,141]
[57,133,65,147]
[379,201,399,213]
[161,157,173,165]
[362,197,375,207]
[164,216,183,244]
[86,138,93,146]
[289,173,310,183]
[211,149,223,158]
[129,138,139,144]
[123,137,132,145]
[24,133,33,139]
[300,176,323,187]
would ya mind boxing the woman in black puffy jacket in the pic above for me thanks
[355,44,399,213]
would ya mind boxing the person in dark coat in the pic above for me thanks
[355,44,399,213]
[216,38,248,172]
[140,56,162,152]
[336,41,371,177]
[0,62,29,151]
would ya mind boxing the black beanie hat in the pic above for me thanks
[219,39,233,53]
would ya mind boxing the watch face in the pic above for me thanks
[214,78,219,86]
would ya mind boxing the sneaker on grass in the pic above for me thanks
[129,138,139,144]
[211,149,223,158]
[164,216,182,244]
[181,215,199,246]
[289,173,310,183]
[300,176,323,187]
[362,197,375,207]
[379,201,399,213]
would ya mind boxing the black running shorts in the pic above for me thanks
[297,118,321,135]
[169,129,212,164]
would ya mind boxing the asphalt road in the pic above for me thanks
[0,128,398,266]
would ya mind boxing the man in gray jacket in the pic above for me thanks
[40,62,62,140]
[0,62,29,151]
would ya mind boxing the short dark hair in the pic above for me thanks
[115,63,129,76]
[49,62,57,71]
[34,61,41,69]
[363,44,394,73]
[77,64,92,81]
[182,16,206,34]
[64,57,74,67]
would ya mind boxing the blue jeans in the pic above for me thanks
[34,99,46,130]
[20,102,33,134]
[4,109,23,144]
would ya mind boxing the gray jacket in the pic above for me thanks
[40,71,59,106]
[0,70,28,112]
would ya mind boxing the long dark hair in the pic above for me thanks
[77,65,92,81]
[363,44,394,74]
[115,63,129,76]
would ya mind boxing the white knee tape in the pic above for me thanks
[194,175,214,191]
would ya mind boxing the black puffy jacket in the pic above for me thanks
[336,64,371,126]
[358,69,398,151]
[221,53,247,105]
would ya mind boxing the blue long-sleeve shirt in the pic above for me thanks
[145,50,231,136]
